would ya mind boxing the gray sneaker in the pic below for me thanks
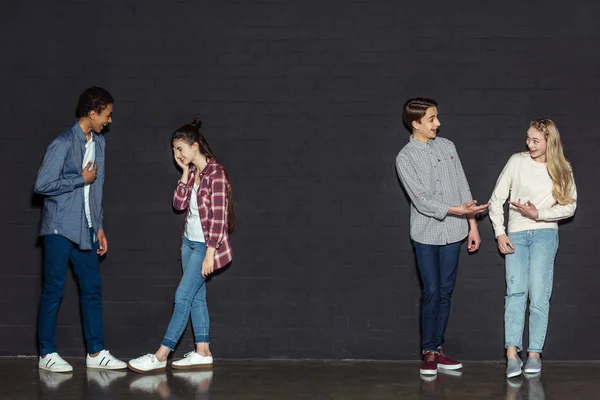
[506,358,523,378]
[524,357,542,374]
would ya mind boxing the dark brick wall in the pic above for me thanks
[0,0,598,360]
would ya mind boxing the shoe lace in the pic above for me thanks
[182,352,194,359]
[424,352,437,362]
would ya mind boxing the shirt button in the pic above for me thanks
[53,229,58,234]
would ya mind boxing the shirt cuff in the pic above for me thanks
[494,227,507,237]
[434,204,450,221]
[73,175,86,189]
[536,209,547,221]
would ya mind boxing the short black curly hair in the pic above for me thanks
[76,87,114,118]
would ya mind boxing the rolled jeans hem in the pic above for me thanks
[423,349,440,354]
[505,344,523,352]
[527,348,543,354]
[161,338,178,352]
[194,335,210,343]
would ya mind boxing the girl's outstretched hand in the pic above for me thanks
[509,199,539,220]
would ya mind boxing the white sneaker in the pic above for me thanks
[172,352,213,370]
[86,349,127,370]
[128,354,167,374]
[39,352,73,373]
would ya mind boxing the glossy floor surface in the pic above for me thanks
[2,357,598,399]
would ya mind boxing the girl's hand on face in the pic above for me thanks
[509,199,539,220]
[174,152,189,170]
[202,255,215,278]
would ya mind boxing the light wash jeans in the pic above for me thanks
[162,237,209,350]
[504,229,558,353]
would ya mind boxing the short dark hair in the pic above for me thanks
[402,98,437,132]
[76,87,114,118]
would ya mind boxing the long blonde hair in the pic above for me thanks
[529,118,575,205]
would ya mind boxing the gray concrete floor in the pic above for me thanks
[1,357,599,399]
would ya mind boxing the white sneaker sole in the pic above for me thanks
[507,369,522,378]
[437,363,463,370]
[39,364,73,373]
[87,364,127,370]
[524,367,541,374]
[172,362,213,370]
[127,362,167,374]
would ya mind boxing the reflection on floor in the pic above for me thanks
[3,357,599,399]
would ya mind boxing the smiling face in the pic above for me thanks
[412,106,440,142]
[526,126,548,163]
[89,103,113,133]
[172,139,198,166]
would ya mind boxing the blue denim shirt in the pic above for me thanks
[34,121,105,250]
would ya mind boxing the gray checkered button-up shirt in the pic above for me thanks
[396,136,473,245]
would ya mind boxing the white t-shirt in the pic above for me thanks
[489,152,577,237]
[184,183,206,242]
[83,137,95,228]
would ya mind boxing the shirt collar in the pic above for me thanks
[408,134,433,148]
[72,120,91,144]
[190,159,216,174]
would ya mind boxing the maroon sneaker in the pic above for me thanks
[437,349,463,370]
[420,351,438,375]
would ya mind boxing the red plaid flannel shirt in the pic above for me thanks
[173,160,232,270]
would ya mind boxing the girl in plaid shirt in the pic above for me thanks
[129,118,235,373]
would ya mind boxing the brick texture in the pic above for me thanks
[0,0,598,360]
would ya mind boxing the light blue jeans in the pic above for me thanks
[504,229,558,353]
[162,237,210,350]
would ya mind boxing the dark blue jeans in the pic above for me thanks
[38,228,104,356]
[413,240,461,353]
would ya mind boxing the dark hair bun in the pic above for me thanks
[190,118,202,129]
